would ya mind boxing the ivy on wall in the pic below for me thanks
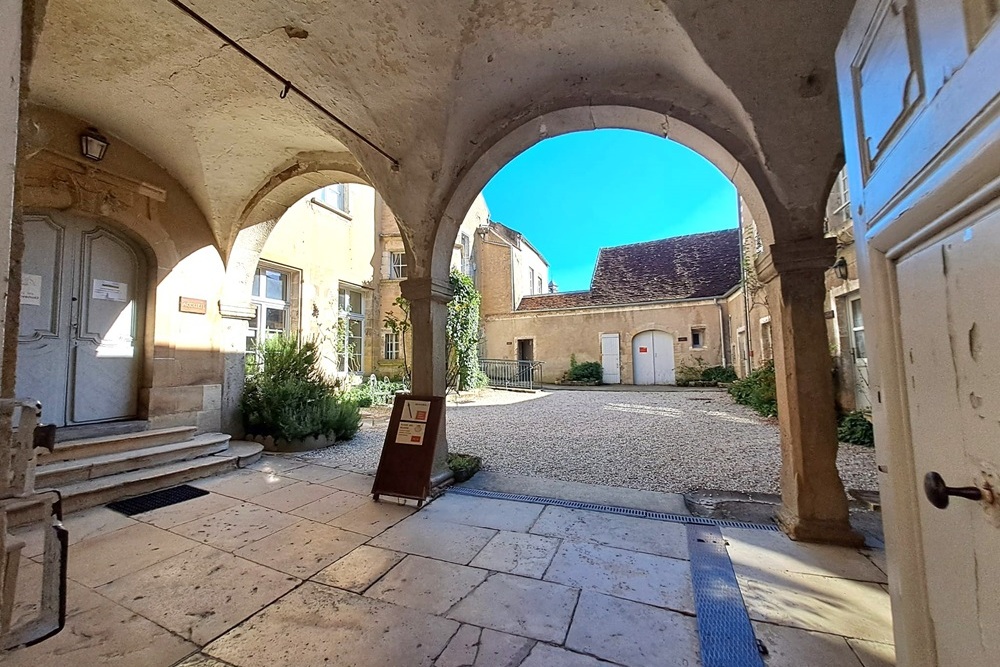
[447,269,487,392]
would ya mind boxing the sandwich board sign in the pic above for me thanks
[371,395,444,505]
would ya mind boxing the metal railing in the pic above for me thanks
[479,359,545,391]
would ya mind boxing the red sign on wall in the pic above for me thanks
[639,347,648,353]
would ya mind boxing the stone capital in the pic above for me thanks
[400,276,453,304]
[756,236,837,283]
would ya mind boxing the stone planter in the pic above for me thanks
[246,432,337,453]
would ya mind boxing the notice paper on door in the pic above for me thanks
[395,422,426,446]
[402,400,432,423]
[92,279,128,302]
[20,273,42,306]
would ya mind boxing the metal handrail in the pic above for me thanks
[479,359,544,391]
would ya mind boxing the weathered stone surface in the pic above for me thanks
[67,522,198,587]
[234,519,368,577]
[170,502,299,552]
[291,489,369,523]
[545,540,694,613]
[366,555,488,615]
[250,481,337,512]
[469,530,560,578]
[421,494,544,532]
[133,491,241,530]
[190,469,299,500]
[751,621,866,667]
[14,505,137,558]
[205,583,458,667]
[565,590,700,667]
[278,463,349,484]
[435,624,482,667]
[174,654,233,667]
[722,526,886,583]
[322,471,376,494]
[448,573,578,643]
[313,545,405,593]
[329,501,417,537]
[244,455,306,475]
[519,644,619,667]
[99,544,298,645]
[530,506,689,560]
[2,598,195,667]
[847,639,897,667]
[369,515,496,564]
[736,568,894,643]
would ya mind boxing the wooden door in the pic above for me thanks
[600,333,620,384]
[16,214,146,426]
[838,1,1000,662]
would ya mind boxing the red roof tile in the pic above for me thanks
[517,229,740,312]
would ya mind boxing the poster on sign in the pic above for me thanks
[402,400,431,423]
[395,422,426,445]
[639,347,648,353]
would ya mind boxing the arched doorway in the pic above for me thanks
[632,330,675,385]
[16,213,147,426]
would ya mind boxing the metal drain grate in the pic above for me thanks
[447,486,780,531]
[688,524,765,666]
[107,484,209,516]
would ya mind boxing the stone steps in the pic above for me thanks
[35,433,232,488]
[40,426,199,463]
[10,441,263,527]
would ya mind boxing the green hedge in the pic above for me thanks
[728,361,777,417]
[838,410,874,447]
[566,361,603,383]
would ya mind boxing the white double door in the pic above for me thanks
[16,214,146,426]
[632,330,674,385]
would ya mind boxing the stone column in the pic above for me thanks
[1,0,23,398]
[400,276,453,480]
[218,303,256,437]
[757,237,864,546]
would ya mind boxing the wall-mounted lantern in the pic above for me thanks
[79,128,109,161]
[832,256,849,280]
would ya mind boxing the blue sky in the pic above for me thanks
[482,129,738,292]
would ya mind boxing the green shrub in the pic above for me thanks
[241,335,359,442]
[702,366,738,383]
[675,358,709,385]
[447,452,482,482]
[565,361,603,383]
[345,377,409,407]
[838,410,874,447]
[728,361,777,417]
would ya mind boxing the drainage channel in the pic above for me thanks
[446,486,780,531]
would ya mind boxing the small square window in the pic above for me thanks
[384,332,400,360]
[691,328,706,349]
[389,252,408,279]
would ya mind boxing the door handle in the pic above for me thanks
[923,471,983,509]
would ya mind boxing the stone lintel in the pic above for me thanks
[400,277,453,304]
[757,236,837,283]
[219,301,257,320]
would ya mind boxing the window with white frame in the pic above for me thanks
[850,297,866,360]
[760,319,773,361]
[314,183,349,214]
[529,267,536,294]
[247,264,294,363]
[389,251,407,279]
[460,233,472,276]
[384,332,400,360]
[537,276,543,295]
[691,327,706,349]
[824,168,851,233]
[338,286,364,373]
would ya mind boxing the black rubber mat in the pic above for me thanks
[107,484,209,516]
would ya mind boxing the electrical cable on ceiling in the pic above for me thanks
[164,0,400,171]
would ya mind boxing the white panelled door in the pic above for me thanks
[600,333,620,384]
[16,214,146,426]
[632,330,675,385]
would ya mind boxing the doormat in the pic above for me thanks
[107,484,209,516]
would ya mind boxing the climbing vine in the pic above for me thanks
[446,269,487,392]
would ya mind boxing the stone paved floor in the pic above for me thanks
[7,455,895,666]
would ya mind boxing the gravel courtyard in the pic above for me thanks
[299,388,878,494]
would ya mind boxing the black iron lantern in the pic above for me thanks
[832,256,849,280]
[79,128,109,161]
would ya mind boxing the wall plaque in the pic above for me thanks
[179,297,207,314]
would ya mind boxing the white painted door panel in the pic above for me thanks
[16,214,145,426]
[632,330,674,385]
[652,330,675,385]
[896,208,1000,664]
[600,333,620,384]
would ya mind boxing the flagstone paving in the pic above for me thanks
[6,454,896,667]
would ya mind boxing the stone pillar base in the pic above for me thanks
[777,505,866,547]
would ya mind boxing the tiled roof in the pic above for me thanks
[517,229,740,312]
